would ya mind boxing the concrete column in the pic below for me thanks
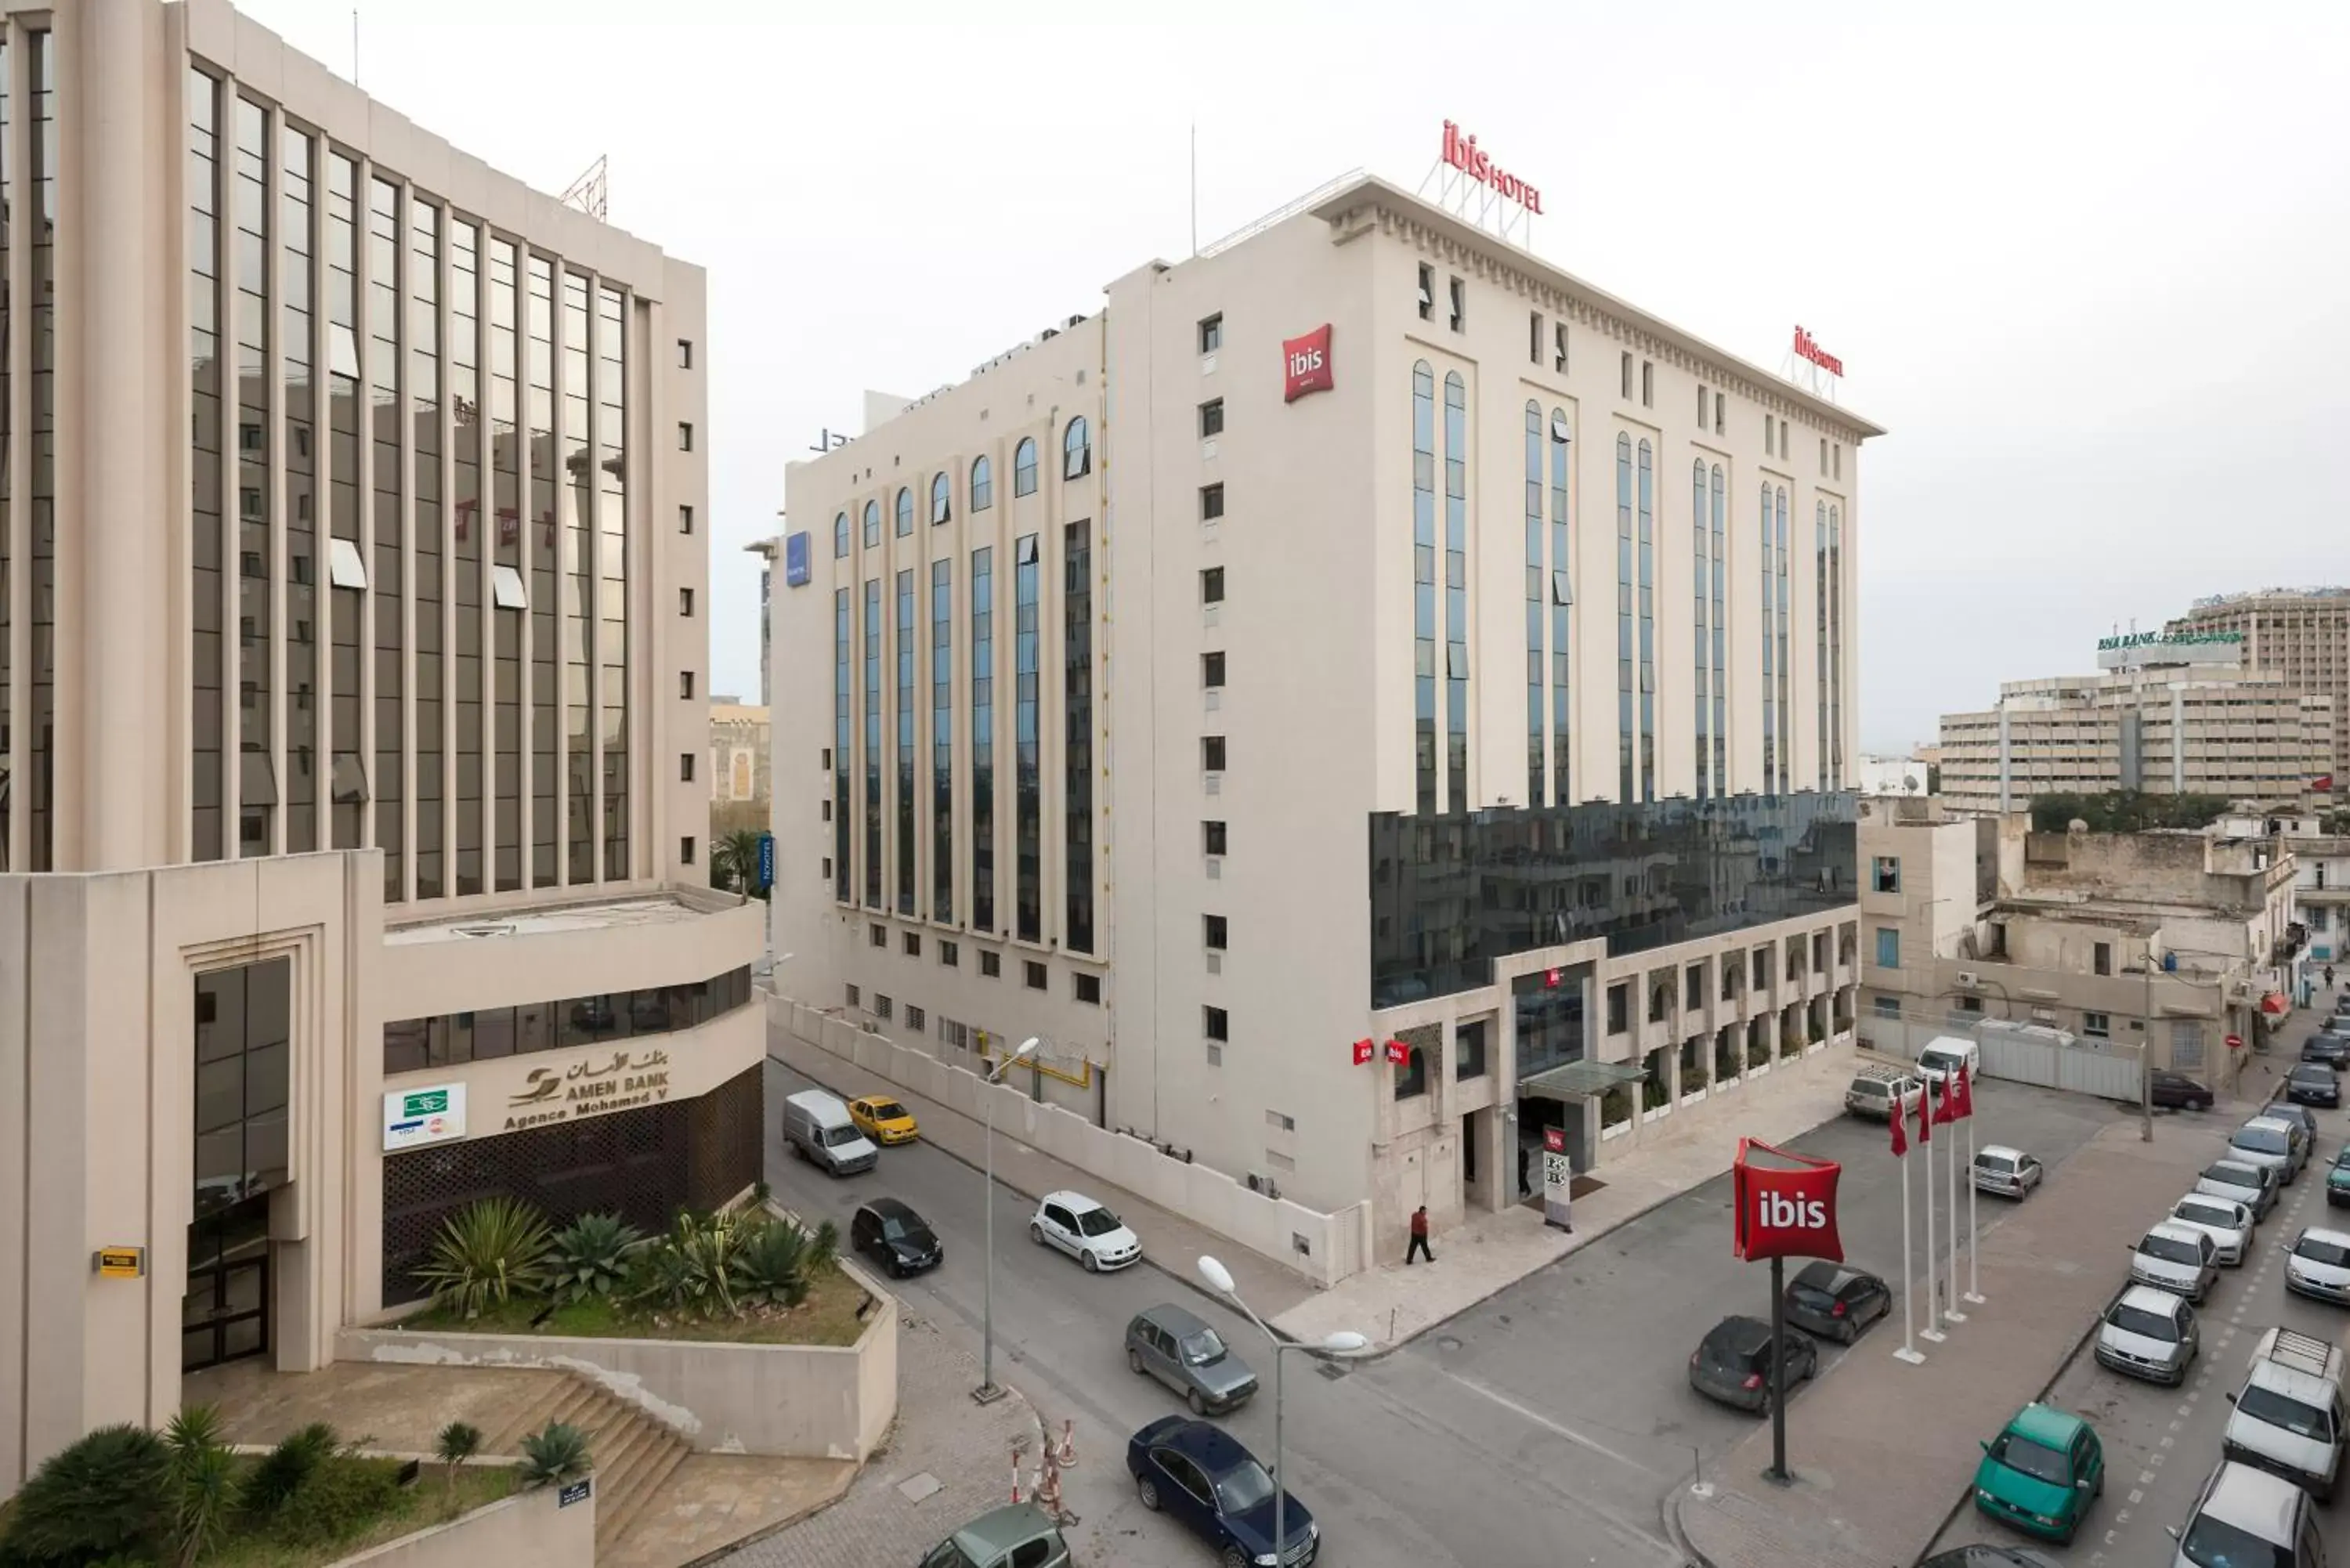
[72,0,177,869]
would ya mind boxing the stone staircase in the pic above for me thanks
[490,1370,692,1556]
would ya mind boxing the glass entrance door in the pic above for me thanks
[183,1193,271,1372]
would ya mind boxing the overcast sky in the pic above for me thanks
[242,0,2350,754]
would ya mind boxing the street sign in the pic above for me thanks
[2225,1033,2244,1050]
[382,1083,468,1152]
[559,1479,591,1508]
[1542,1126,1572,1232]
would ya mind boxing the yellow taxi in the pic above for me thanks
[848,1094,920,1146]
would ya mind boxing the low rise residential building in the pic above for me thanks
[2214,809,2350,986]
[1858,797,2299,1086]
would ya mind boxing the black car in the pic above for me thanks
[1919,1549,2061,1568]
[1783,1260,1893,1345]
[1126,1415,1317,1567]
[2289,1064,2343,1108]
[2301,1032,2350,1068]
[849,1198,942,1277]
[1688,1315,1817,1414]
[2150,1071,2216,1111]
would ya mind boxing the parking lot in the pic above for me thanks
[1928,1038,2350,1565]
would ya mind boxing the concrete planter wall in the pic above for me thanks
[333,1475,593,1568]
[338,1262,897,1461]
[776,995,1369,1287]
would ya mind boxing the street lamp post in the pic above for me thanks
[1198,1255,1366,1566]
[975,1035,1039,1404]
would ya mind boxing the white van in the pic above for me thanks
[2224,1327,2347,1501]
[783,1089,879,1176]
[1916,1035,1980,1087]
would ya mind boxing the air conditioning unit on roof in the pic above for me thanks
[1955,970,1981,988]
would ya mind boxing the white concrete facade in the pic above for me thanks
[773,174,1877,1255]
[0,0,756,1499]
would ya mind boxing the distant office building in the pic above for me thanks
[2167,587,2349,790]
[746,535,783,708]
[1938,659,2333,818]
[1,0,756,1500]
[709,698,771,834]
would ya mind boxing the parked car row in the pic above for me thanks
[1688,1261,1892,1414]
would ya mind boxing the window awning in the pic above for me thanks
[1519,1060,1648,1100]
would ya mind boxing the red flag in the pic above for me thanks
[1889,1095,1909,1158]
[1914,1082,1932,1144]
[1931,1075,1957,1125]
[1951,1062,1976,1120]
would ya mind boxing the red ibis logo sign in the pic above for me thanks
[1732,1138,1844,1263]
[1441,121,1543,215]
[1283,324,1333,403]
[1791,325,1844,378]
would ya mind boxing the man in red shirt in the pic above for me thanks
[1405,1205,1434,1265]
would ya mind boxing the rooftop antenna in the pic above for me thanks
[352,9,359,88]
[807,428,851,454]
[561,155,609,223]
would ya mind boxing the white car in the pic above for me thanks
[2168,1194,2254,1266]
[2223,1327,2345,1501]
[2285,1227,2350,1306]
[1030,1190,1141,1273]
[2196,1159,2279,1221]
[2130,1222,2218,1302]
[2095,1284,2199,1386]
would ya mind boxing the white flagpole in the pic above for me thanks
[1964,1082,1986,1305]
[1921,1090,1945,1342]
[1943,1077,1968,1324]
[1896,1133,1923,1364]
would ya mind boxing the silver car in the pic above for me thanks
[2095,1284,2200,1386]
[2286,1227,2350,1306]
[2168,1194,2254,1266]
[2131,1222,2218,1302]
[1972,1144,2044,1200]
[1125,1302,1258,1415]
[2196,1159,2280,1221]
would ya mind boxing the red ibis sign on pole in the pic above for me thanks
[1733,1139,1846,1264]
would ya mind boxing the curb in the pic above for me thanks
[764,1047,1285,1335]
[667,1465,859,1568]
[1664,1483,1710,1568]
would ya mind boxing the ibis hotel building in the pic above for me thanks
[0,0,761,1496]
[772,161,1874,1255]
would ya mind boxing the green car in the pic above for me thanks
[2327,1147,2350,1207]
[1973,1403,2104,1543]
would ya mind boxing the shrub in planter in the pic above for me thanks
[414,1196,553,1319]
[547,1212,645,1304]
[270,1457,401,1552]
[518,1422,592,1488]
[1746,1039,1771,1070]
[1600,1086,1632,1128]
[0,1423,172,1565]
[731,1216,841,1310]
[1640,1080,1669,1113]
[1683,1067,1711,1095]
[631,1209,757,1320]
[242,1422,339,1518]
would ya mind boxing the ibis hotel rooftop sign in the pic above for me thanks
[1440,121,1542,215]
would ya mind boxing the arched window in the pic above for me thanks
[833,510,848,559]
[862,500,880,548]
[895,487,913,537]
[1013,438,1038,497]
[931,471,951,525]
[1063,416,1091,480]
[971,454,993,511]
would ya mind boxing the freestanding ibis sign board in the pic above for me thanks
[1732,1138,1845,1483]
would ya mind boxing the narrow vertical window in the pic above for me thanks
[1759,482,1774,793]
[24,36,49,868]
[1640,361,1653,408]
[1065,519,1094,954]
[1549,410,1571,805]
[1524,402,1544,807]
[1063,416,1090,480]
[1529,312,1544,367]
[1829,504,1843,789]
[1617,435,1635,803]
[284,127,320,857]
[895,486,913,538]
[833,511,848,558]
[235,97,275,860]
[932,557,953,920]
[370,175,404,900]
[834,587,851,901]
[1412,363,1437,815]
[447,217,479,890]
[971,547,995,930]
[1014,438,1037,497]
[1817,500,1830,789]
[1636,439,1654,803]
[411,201,443,898]
[1620,352,1632,400]
[1693,461,1710,800]
[1416,264,1433,320]
[1443,372,1469,810]
[189,63,222,863]
[1448,277,1465,331]
[1774,485,1791,796]
[559,270,591,884]
[931,471,951,525]
[862,498,880,547]
[863,576,881,905]
[896,566,915,914]
[526,255,557,887]
[595,283,628,882]
[971,453,992,511]
[1710,465,1727,794]
[1014,533,1042,942]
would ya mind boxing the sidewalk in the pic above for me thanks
[766,1022,1317,1324]
[1674,1106,2233,1568]
[721,1315,1039,1568]
[1275,1046,1856,1353]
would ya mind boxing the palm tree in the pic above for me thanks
[435,1422,483,1502]
[714,827,768,899]
[162,1405,239,1568]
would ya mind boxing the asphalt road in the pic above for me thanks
[758,1056,2136,1567]
[1927,1086,2350,1567]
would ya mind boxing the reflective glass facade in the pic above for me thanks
[1758,482,1776,793]
[971,545,995,932]
[1064,518,1093,953]
[368,175,403,900]
[1014,532,1041,944]
[25,35,49,871]
[560,269,591,884]
[833,587,851,899]
[931,557,952,921]
[862,576,880,905]
[1523,403,1544,806]
[189,63,221,863]
[283,125,317,854]
[1773,485,1790,795]
[1368,793,1857,1007]
[1636,438,1654,803]
[1549,411,1571,807]
[895,565,915,915]
[1828,504,1843,789]
[596,283,628,879]
[235,96,271,857]
[1410,363,1437,815]
[1441,373,1467,810]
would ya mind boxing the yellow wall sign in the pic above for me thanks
[94,1247,146,1279]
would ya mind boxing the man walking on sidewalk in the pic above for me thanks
[1405,1205,1434,1265]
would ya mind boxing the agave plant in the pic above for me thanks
[546,1212,645,1304]
[163,1404,241,1568]
[629,1209,746,1319]
[730,1218,836,1310]
[517,1422,592,1488]
[413,1197,553,1318]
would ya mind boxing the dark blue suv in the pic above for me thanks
[1126,1414,1318,1566]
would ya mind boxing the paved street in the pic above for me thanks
[1926,1071,2350,1566]
[752,1051,2149,1566]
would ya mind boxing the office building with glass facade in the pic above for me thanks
[0,0,756,1501]
[772,171,1877,1264]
